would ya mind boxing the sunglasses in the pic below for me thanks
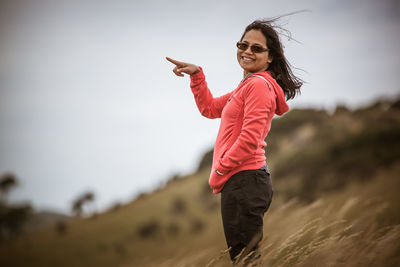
[236,42,270,53]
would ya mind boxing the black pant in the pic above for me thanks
[221,169,273,262]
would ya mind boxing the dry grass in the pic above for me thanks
[1,163,399,267]
[145,162,400,267]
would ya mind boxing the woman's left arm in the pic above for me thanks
[215,80,274,174]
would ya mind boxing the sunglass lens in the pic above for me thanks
[236,42,248,50]
[251,46,264,53]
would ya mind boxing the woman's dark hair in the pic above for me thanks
[240,18,303,100]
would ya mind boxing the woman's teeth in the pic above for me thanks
[242,57,253,62]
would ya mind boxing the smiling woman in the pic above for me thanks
[166,17,303,264]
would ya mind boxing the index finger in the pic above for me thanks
[166,57,184,66]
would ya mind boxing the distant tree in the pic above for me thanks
[71,191,95,217]
[0,173,18,203]
[0,204,32,241]
[0,172,33,241]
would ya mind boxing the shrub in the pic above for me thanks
[170,197,187,215]
[167,222,180,236]
[190,218,205,234]
[55,220,67,235]
[137,219,161,239]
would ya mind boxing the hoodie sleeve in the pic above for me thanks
[215,79,275,174]
[190,67,232,119]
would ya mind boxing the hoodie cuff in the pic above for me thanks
[189,66,204,87]
[215,169,224,176]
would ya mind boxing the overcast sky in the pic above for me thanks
[1,0,399,214]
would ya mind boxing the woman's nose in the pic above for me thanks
[243,46,253,54]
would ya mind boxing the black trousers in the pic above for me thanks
[221,169,273,261]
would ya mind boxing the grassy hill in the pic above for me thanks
[1,99,399,266]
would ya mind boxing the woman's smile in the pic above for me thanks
[241,56,255,62]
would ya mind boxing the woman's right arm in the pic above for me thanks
[166,57,231,119]
[190,68,232,119]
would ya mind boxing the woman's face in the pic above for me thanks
[237,29,272,75]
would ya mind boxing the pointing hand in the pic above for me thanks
[166,57,200,77]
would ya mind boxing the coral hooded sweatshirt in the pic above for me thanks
[190,67,289,193]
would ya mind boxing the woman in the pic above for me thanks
[166,19,302,263]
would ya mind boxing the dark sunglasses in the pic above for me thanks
[236,42,270,53]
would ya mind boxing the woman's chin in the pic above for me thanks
[240,64,253,73]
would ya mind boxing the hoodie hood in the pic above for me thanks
[250,71,289,116]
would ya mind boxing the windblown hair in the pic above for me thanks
[241,18,303,100]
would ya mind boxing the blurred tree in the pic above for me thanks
[0,173,32,241]
[0,173,18,203]
[0,204,32,241]
[71,191,95,217]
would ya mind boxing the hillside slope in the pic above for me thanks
[0,99,399,267]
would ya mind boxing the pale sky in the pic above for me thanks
[1,0,399,214]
